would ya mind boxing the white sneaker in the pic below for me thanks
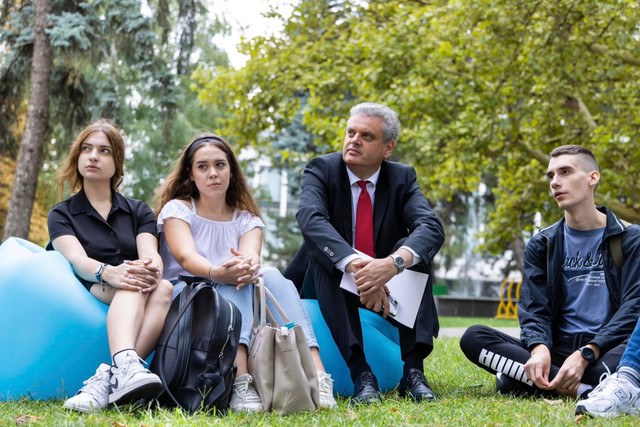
[576,372,640,417]
[108,353,163,406]
[317,371,337,409]
[63,363,112,413]
[230,374,263,413]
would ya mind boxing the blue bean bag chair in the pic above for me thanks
[301,299,402,396]
[0,237,110,400]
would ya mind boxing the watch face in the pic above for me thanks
[581,347,595,361]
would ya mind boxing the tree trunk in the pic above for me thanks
[511,235,525,275]
[2,0,53,241]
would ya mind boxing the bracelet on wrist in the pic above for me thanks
[208,265,214,282]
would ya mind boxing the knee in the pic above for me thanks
[154,279,174,308]
[262,267,295,290]
[460,324,489,357]
[260,266,281,281]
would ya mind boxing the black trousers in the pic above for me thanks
[460,325,627,389]
[312,261,436,380]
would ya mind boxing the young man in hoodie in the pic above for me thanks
[460,145,640,403]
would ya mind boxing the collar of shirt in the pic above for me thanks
[345,166,381,189]
[69,188,131,218]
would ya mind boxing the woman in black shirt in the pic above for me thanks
[47,119,172,413]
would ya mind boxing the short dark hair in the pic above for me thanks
[549,145,599,173]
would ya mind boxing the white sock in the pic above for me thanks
[577,383,593,399]
[112,349,138,367]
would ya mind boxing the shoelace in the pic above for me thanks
[598,362,612,384]
[235,376,259,403]
[80,370,110,398]
[407,370,426,385]
[318,374,333,394]
[590,374,624,397]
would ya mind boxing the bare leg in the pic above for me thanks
[235,345,249,376]
[105,289,148,357]
[133,280,173,358]
[311,347,325,372]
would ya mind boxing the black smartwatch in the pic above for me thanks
[579,345,596,362]
[389,254,405,275]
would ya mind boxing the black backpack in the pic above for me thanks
[150,276,241,414]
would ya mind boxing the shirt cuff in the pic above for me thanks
[335,253,361,273]
[400,246,421,267]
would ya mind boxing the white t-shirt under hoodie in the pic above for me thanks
[157,198,264,282]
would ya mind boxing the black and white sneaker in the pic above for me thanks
[108,353,162,406]
[496,372,537,397]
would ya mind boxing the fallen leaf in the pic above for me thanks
[575,414,585,423]
[15,415,44,425]
[113,422,127,427]
[542,398,563,405]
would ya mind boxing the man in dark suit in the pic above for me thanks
[294,102,445,405]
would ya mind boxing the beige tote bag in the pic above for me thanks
[248,278,319,414]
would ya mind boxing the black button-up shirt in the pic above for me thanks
[47,189,157,288]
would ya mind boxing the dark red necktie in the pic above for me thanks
[355,180,374,257]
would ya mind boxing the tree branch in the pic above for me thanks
[588,43,640,67]
[576,96,597,131]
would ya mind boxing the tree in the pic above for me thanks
[3,0,53,240]
[193,0,640,261]
[1,0,229,238]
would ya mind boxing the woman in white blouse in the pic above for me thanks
[154,134,336,412]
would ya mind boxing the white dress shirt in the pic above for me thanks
[335,165,422,272]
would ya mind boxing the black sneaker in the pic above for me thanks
[496,372,537,397]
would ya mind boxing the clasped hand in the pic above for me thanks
[219,248,262,289]
[346,257,395,317]
[524,345,587,395]
[105,258,161,292]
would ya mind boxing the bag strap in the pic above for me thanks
[252,278,291,332]
[156,281,213,410]
[172,286,193,391]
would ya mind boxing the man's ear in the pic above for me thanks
[384,140,396,159]
[589,170,600,187]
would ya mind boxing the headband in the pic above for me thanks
[186,136,225,161]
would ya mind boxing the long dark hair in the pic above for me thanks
[154,133,261,218]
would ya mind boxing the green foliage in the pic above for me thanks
[194,0,640,256]
[262,212,304,271]
[0,0,230,205]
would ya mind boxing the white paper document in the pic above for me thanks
[339,251,428,328]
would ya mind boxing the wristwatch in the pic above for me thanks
[389,254,405,275]
[579,345,596,362]
[95,263,109,283]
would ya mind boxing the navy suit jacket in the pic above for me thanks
[292,152,444,337]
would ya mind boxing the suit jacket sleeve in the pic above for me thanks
[296,155,357,273]
[397,165,445,264]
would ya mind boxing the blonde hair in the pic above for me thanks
[56,119,125,198]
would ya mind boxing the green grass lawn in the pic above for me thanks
[438,316,520,328]
[1,327,636,425]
